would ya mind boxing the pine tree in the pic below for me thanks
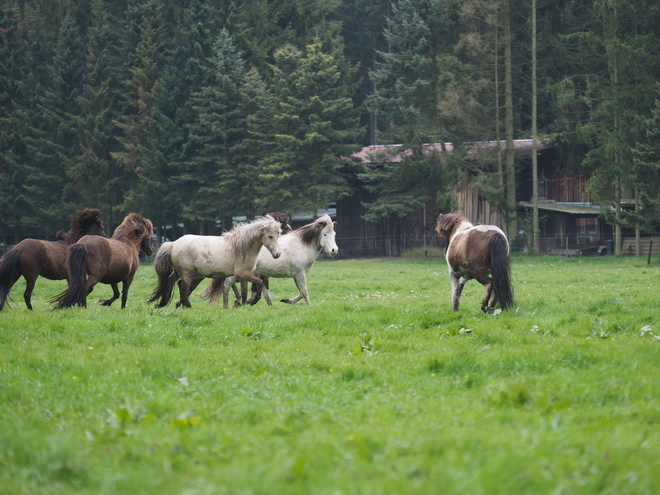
[179,29,248,232]
[254,38,362,214]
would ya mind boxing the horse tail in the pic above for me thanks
[200,277,226,304]
[148,242,177,307]
[490,234,514,310]
[0,249,21,310]
[52,245,89,309]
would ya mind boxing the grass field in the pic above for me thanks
[1,255,659,494]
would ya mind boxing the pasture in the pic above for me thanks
[1,256,659,494]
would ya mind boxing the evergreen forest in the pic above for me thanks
[2,0,660,248]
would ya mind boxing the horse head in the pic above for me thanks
[260,215,282,259]
[62,208,106,242]
[435,212,467,243]
[114,213,154,255]
[318,215,338,256]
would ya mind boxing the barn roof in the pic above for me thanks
[352,139,546,163]
[518,201,602,215]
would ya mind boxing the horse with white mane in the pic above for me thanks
[200,214,338,308]
[148,215,282,309]
[435,212,513,313]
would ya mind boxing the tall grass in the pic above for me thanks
[1,256,659,494]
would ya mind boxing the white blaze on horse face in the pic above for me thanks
[321,225,338,256]
[263,227,282,259]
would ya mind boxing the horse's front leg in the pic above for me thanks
[98,283,120,306]
[282,273,307,305]
[237,271,264,304]
[248,276,267,306]
[120,276,135,309]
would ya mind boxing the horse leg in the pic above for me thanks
[248,276,266,305]
[474,271,494,314]
[98,283,120,306]
[282,273,308,305]
[237,272,264,303]
[23,275,36,310]
[120,276,134,309]
[239,279,249,306]
[449,269,466,311]
[176,277,193,308]
[262,277,272,306]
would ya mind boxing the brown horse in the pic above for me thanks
[435,213,513,313]
[0,209,105,310]
[52,213,153,309]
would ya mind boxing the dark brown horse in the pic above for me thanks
[435,212,513,313]
[52,213,153,309]
[0,209,105,310]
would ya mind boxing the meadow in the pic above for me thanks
[0,255,659,494]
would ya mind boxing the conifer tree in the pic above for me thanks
[255,38,362,214]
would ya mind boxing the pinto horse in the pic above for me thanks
[435,213,513,313]
[52,213,153,309]
[201,214,338,308]
[148,215,282,309]
[0,209,105,310]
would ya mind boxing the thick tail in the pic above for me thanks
[0,250,21,310]
[200,277,227,304]
[52,245,89,309]
[147,242,177,307]
[490,235,514,310]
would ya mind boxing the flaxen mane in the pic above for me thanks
[112,213,153,242]
[224,216,280,262]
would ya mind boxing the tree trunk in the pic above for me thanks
[531,0,539,254]
[504,0,517,241]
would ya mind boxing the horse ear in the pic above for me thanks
[333,221,337,228]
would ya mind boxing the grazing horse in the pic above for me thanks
[201,214,338,308]
[0,209,106,310]
[148,215,282,309]
[435,213,513,313]
[52,213,153,309]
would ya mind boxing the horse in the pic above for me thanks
[0,209,106,310]
[200,214,338,308]
[435,212,513,313]
[147,215,282,309]
[219,212,293,305]
[51,213,153,309]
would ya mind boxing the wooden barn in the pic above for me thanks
[338,139,549,257]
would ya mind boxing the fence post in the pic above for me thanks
[648,237,653,265]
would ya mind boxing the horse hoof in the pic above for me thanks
[98,299,111,306]
[280,298,293,304]
[175,300,181,309]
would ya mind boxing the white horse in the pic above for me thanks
[148,215,282,308]
[200,214,338,308]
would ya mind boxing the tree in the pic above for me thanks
[254,38,362,214]
[179,29,248,232]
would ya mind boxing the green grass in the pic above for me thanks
[1,255,659,494]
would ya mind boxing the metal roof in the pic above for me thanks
[518,202,602,215]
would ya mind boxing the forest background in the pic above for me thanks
[2,0,660,250]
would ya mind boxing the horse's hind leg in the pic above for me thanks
[282,273,308,305]
[98,283,120,306]
[449,269,467,311]
[176,277,193,308]
[481,282,494,314]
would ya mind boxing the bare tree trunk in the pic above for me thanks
[531,0,539,254]
[504,0,517,241]
[635,185,640,256]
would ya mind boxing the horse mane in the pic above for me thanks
[435,212,470,243]
[57,208,103,243]
[294,214,334,248]
[268,212,293,234]
[112,213,153,242]
[224,215,280,261]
